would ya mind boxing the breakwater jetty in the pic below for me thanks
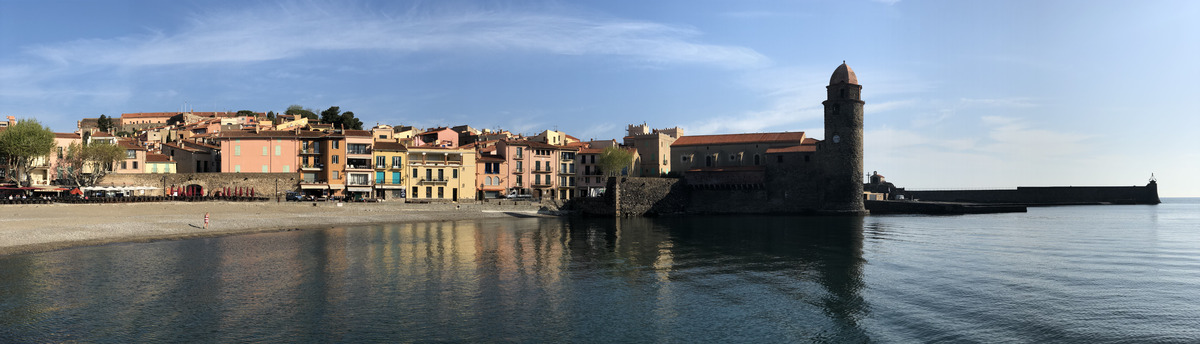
[899,181,1160,206]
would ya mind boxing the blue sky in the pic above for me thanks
[2,0,1198,196]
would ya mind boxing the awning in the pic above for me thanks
[299,184,329,190]
[347,187,372,193]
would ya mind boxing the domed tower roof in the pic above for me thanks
[830,61,858,85]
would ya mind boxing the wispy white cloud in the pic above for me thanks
[21,2,768,69]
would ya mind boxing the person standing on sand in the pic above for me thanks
[204,212,210,229]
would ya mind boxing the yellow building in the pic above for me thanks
[144,153,177,174]
[405,146,476,202]
[372,141,407,200]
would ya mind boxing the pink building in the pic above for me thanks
[415,127,459,147]
[218,130,302,174]
[113,139,147,174]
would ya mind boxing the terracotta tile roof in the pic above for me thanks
[373,141,407,151]
[478,156,505,162]
[121,112,177,119]
[344,130,371,137]
[117,140,146,150]
[672,132,806,147]
[55,133,81,139]
[146,153,173,163]
[218,130,323,139]
[765,145,817,153]
[91,132,115,137]
[578,147,604,154]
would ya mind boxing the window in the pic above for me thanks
[349,174,368,185]
[426,169,432,181]
[376,171,385,183]
[438,169,444,180]
[132,161,138,169]
[392,172,400,184]
[57,147,63,159]
[121,161,127,169]
[262,146,268,156]
[333,171,340,180]
[515,147,523,158]
[126,150,136,159]
[333,155,340,164]
[275,145,281,156]
[754,155,760,165]
[376,156,386,168]
[535,174,541,185]
[262,165,268,172]
[392,156,402,168]
[453,169,458,179]
[535,161,541,171]
[438,187,444,198]
[412,168,418,178]
[515,161,523,172]
[412,186,419,198]
[379,135,387,139]
[235,165,241,173]
[333,141,340,149]
[426,187,432,198]
[706,156,712,167]
[151,164,157,173]
[283,165,290,173]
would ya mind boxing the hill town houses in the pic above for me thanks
[1,110,814,202]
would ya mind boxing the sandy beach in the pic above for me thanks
[0,201,548,256]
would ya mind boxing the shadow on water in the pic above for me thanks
[0,216,867,343]
[562,215,869,342]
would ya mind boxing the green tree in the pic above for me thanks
[0,118,56,186]
[57,141,124,187]
[597,146,634,177]
[96,114,114,133]
[319,106,364,130]
[236,110,257,117]
[266,111,277,125]
[285,105,317,121]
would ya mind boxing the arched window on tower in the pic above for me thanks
[754,154,760,165]
[840,88,847,99]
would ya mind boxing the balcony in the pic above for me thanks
[532,167,552,174]
[300,164,324,171]
[417,178,449,185]
[300,149,321,155]
[345,164,373,171]
[346,148,372,156]
[532,182,552,188]
[374,179,403,185]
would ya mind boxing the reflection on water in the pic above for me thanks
[0,216,867,342]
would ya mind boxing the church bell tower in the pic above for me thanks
[820,61,867,214]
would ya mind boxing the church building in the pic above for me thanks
[673,62,867,215]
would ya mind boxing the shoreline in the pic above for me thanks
[0,201,549,257]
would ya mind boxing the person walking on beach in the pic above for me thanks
[204,212,210,229]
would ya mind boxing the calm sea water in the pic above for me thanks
[1,199,1197,343]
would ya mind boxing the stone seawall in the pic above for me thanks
[903,182,1160,205]
[616,177,689,217]
[102,173,300,199]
